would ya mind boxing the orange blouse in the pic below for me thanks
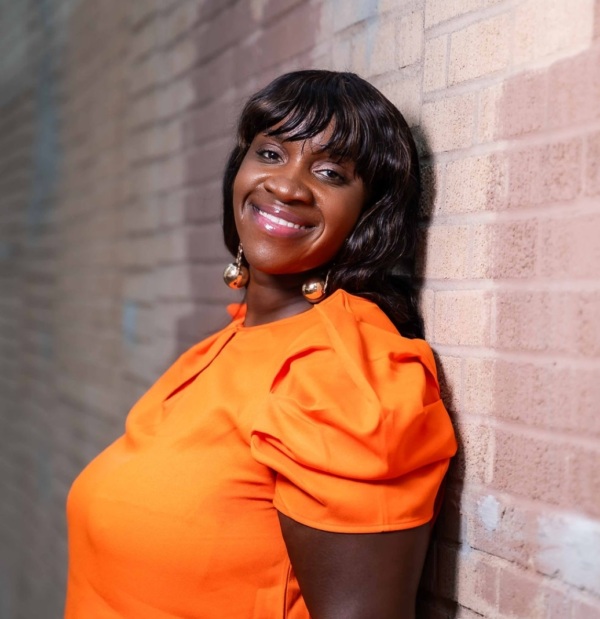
[65,289,456,619]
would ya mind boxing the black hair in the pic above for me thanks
[222,70,424,338]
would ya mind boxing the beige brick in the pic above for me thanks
[420,287,435,338]
[548,47,600,130]
[453,419,495,484]
[477,82,503,143]
[433,290,492,346]
[506,139,583,209]
[163,1,200,46]
[420,225,469,279]
[157,77,195,118]
[158,189,187,227]
[437,355,463,412]
[129,54,155,96]
[468,224,494,279]
[369,17,397,75]
[486,220,539,279]
[454,548,500,616]
[498,563,551,617]
[327,0,380,33]
[127,1,158,28]
[154,155,185,192]
[123,198,160,234]
[573,598,600,618]
[330,38,352,71]
[498,70,548,138]
[419,161,444,217]
[379,74,422,126]
[397,11,423,68]
[162,120,184,156]
[425,0,481,28]
[514,0,595,66]
[131,18,160,60]
[421,93,476,153]
[444,152,507,213]
[350,24,373,76]
[586,131,600,196]
[493,429,569,506]
[566,448,600,520]
[378,0,403,12]
[449,14,511,85]
[169,37,198,78]
[492,290,588,354]
[129,92,157,129]
[423,34,448,92]
[157,264,193,300]
[578,292,600,357]
[539,213,600,279]
[463,358,495,415]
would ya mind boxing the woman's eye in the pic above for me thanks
[257,148,280,162]
[317,168,345,182]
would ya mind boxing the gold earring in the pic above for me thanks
[301,271,329,303]
[223,244,249,289]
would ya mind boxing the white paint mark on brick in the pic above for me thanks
[537,513,600,596]
[250,0,268,21]
[478,495,501,532]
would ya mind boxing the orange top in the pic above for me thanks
[65,289,456,619]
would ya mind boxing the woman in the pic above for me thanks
[65,70,457,619]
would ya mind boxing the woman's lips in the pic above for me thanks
[250,203,315,237]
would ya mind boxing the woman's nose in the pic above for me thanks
[263,166,313,203]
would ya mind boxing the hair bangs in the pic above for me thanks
[240,78,372,176]
[270,105,362,163]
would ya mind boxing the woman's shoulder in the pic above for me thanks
[283,289,438,382]
[250,289,456,532]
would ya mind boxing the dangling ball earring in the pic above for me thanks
[223,243,249,289]
[301,271,330,304]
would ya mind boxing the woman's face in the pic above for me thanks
[232,126,366,277]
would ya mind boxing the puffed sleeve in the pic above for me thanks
[250,302,457,533]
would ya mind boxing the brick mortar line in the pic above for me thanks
[422,70,508,103]
[432,344,600,366]
[427,200,600,225]
[453,412,600,447]
[423,275,600,288]
[451,480,600,522]
[454,413,600,448]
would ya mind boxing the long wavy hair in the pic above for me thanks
[222,70,424,338]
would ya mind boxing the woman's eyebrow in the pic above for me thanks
[260,132,283,140]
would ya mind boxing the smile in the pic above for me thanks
[253,206,310,230]
[248,203,316,238]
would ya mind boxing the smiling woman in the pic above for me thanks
[233,128,365,280]
[64,70,457,619]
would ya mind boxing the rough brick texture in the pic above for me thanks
[0,0,599,618]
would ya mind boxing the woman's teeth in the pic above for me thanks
[256,207,309,229]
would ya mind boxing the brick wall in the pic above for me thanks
[0,1,598,617]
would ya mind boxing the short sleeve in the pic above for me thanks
[250,313,457,533]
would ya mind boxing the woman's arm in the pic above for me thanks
[278,512,430,619]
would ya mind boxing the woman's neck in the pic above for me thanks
[243,269,314,327]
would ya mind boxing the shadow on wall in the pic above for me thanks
[413,124,462,619]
